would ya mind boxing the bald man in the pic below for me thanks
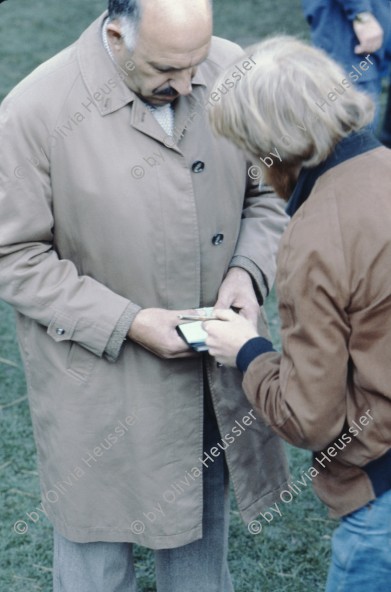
[0,1,289,590]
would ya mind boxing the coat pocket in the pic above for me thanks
[66,342,97,383]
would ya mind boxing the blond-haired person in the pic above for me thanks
[204,36,391,591]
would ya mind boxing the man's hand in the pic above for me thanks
[353,14,384,54]
[203,309,259,366]
[128,308,198,359]
[214,267,260,326]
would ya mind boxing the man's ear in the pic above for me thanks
[106,21,124,48]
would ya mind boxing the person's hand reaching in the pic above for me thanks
[203,309,259,366]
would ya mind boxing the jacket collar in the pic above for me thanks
[286,128,382,217]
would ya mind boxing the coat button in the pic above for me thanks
[56,328,66,336]
[192,161,205,173]
[212,233,224,246]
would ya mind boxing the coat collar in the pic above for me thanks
[286,128,382,217]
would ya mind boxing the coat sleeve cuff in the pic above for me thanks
[229,256,269,304]
[236,336,275,373]
[104,302,142,362]
[338,1,372,20]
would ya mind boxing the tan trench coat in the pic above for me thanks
[0,13,289,547]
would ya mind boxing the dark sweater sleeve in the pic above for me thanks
[236,337,275,373]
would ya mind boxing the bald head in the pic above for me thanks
[141,0,212,26]
[107,0,213,105]
[139,0,212,54]
[108,0,212,51]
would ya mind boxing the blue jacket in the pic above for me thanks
[302,0,391,81]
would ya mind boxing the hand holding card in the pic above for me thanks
[176,307,215,352]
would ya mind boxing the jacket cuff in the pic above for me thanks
[104,302,142,362]
[229,256,269,304]
[236,336,275,373]
[339,1,372,20]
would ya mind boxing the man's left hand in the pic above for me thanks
[214,267,260,325]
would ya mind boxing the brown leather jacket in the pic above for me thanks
[242,138,391,518]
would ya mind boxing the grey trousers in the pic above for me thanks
[53,386,234,592]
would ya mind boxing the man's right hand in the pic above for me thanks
[128,308,199,359]
[353,13,384,54]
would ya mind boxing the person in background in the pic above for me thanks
[204,36,391,592]
[0,0,289,590]
[302,0,391,123]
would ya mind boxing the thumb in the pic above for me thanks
[213,308,238,321]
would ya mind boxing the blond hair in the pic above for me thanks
[209,36,374,168]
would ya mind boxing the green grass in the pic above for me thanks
[1,1,335,591]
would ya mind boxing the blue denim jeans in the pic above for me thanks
[53,385,234,592]
[325,489,391,592]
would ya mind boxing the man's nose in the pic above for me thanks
[170,69,194,96]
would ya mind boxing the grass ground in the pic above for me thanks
[0,0,362,590]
